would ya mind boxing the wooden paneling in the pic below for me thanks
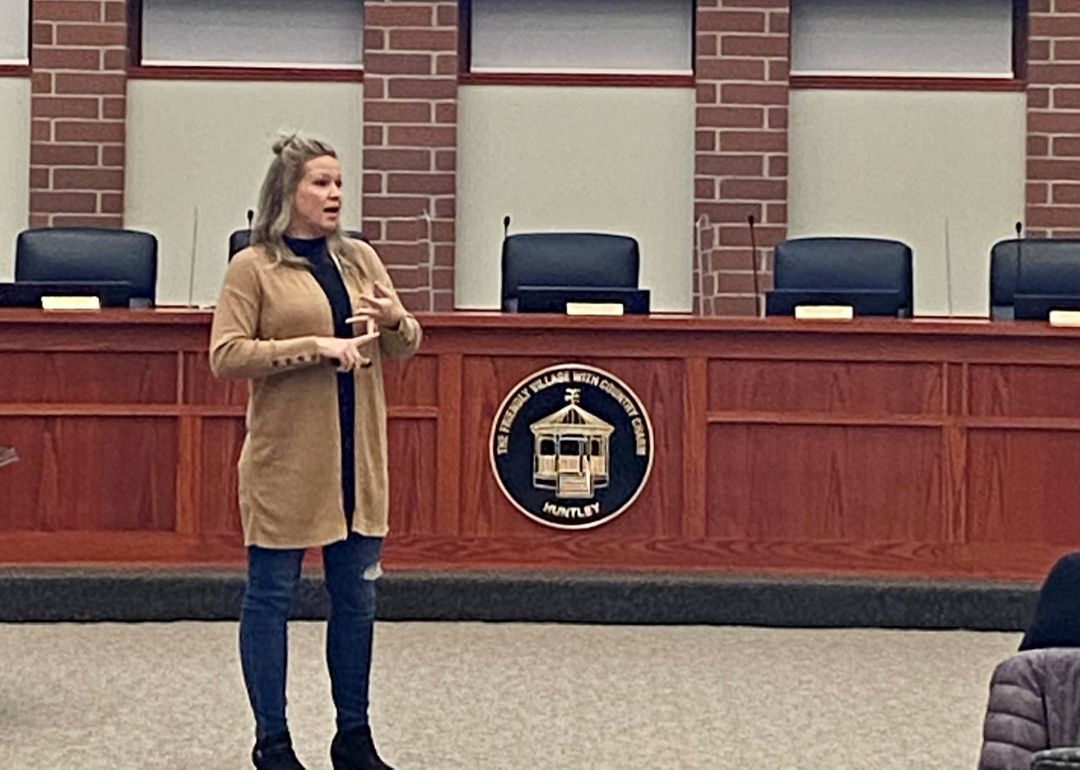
[458,356,548,537]
[969,364,1080,419]
[707,360,943,415]
[967,429,1080,545]
[706,425,944,541]
[0,416,177,532]
[383,354,439,407]
[379,536,1067,579]
[682,358,708,539]
[6,310,1080,580]
[182,352,441,409]
[387,418,438,535]
[0,352,177,404]
[183,353,247,408]
[434,354,463,535]
[197,417,245,538]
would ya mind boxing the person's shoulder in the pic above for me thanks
[230,245,274,267]
[344,237,388,275]
[224,245,276,286]
[347,236,378,261]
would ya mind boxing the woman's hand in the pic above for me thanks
[315,327,379,372]
[347,281,407,330]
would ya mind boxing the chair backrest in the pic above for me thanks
[500,232,639,312]
[228,229,371,260]
[15,227,158,305]
[771,236,913,315]
[990,239,1080,319]
[228,229,251,260]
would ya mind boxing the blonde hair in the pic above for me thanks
[251,131,356,268]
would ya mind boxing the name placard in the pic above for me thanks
[41,296,101,311]
[566,302,625,317]
[794,305,854,321]
[1049,310,1080,327]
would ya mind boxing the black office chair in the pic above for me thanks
[500,232,640,312]
[766,236,913,317]
[228,229,252,260]
[228,229,371,260]
[15,227,158,306]
[990,238,1080,320]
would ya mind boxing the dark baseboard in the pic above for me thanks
[0,568,1038,629]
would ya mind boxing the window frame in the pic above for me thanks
[457,0,696,88]
[0,0,30,76]
[127,0,364,83]
[788,0,1029,92]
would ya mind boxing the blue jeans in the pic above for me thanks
[239,533,383,741]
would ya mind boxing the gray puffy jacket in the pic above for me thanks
[979,648,1080,770]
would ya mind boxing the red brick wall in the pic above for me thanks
[1027,0,1080,237]
[694,0,789,315]
[362,0,458,312]
[29,0,127,228]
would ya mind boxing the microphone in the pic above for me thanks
[503,215,511,240]
[695,214,710,316]
[943,216,954,317]
[1014,221,1023,320]
[421,207,434,308]
[247,208,254,232]
[747,214,761,317]
[186,204,200,307]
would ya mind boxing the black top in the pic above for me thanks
[1021,551,1080,650]
[284,235,356,526]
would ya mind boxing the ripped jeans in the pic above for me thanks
[239,533,383,741]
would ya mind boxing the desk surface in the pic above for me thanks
[3,306,1080,334]
[2,309,1079,580]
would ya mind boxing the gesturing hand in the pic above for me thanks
[316,327,380,372]
[346,281,407,330]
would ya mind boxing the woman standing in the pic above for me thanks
[210,132,421,770]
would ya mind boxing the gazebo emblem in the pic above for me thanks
[489,363,653,530]
[530,388,613,498]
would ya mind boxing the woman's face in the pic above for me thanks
[288,155,342,238]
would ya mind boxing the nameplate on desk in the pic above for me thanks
[794,305,854,321]
[1049,310,1080,327]
[566,302,625,317]
[41,296,101,311]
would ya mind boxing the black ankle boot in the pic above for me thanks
[252,732,306,770]
[330,725,394,770]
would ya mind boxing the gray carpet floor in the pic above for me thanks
[0,622,1018,770]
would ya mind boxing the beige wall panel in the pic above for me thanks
[0,78,30,280]
[456,85,695,311]
[125,80,363,306]
[788,89,1026,317]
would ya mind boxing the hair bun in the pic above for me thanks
[271,131,298,156]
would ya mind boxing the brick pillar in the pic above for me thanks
[29,0,127,228]
[362,0,458,312]
[694,0,789,315]
[1027,0,1080,237]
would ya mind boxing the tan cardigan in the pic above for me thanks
[209,239,421,548]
